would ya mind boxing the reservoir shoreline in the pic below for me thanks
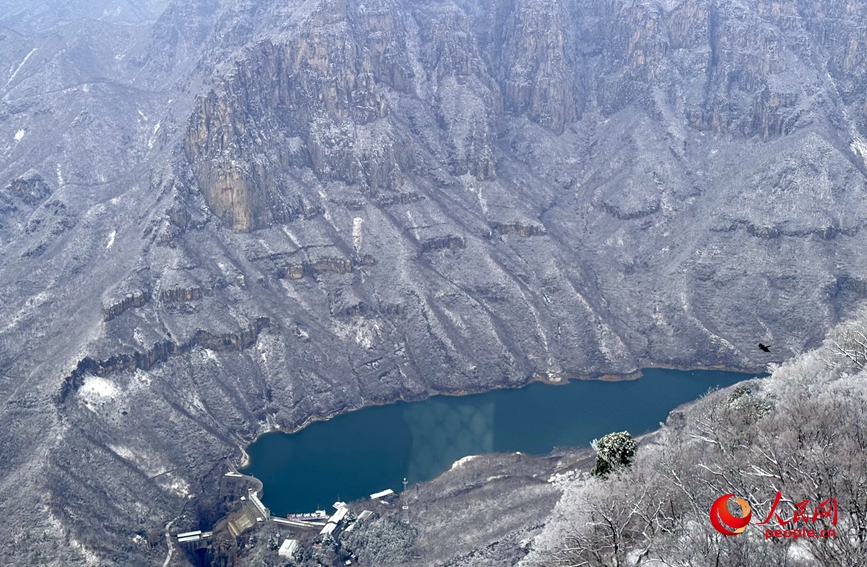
[242,362,765,444]
[236,363,765,469]
[239,366,762,515]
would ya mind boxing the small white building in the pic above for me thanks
[328,506,349,525]
[369,489,395,500]
[278,539,299,559]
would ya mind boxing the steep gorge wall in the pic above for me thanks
[184,0,867,236]
[170,0,867,391]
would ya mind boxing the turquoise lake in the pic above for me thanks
[241,369,756,516]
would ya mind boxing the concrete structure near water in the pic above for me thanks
[187,470,380,563]
[219,471,250,502]
[272,517,326,529]
[227,506,259,539]
[248,488,269,519]
[217,471,272,539]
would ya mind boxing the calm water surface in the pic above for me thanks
[242,369,756,515]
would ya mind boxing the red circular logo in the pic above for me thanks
[710,494,752,536]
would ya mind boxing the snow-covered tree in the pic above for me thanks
[590,430,637,478]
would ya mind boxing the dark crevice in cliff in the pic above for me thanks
[56,317,271,404]
[708,1,720,70]
[702,0,721,127]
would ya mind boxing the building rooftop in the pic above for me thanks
[328,506,349,525]
[369,489,395,499]
[278,539,299,558]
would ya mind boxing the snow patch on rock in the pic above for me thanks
[109,444,136,462]
[451,455,477,470]
[158,474,190,498]
[547,469,579,487]
[79,377,120,401]
[352,217,363,253]
[7,48,37,86]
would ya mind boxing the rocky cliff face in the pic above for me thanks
[1,0,867,565]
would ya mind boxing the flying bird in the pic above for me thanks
[758,343,770,353]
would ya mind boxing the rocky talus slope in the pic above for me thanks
[1,0,867,564]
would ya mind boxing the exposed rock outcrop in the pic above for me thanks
[102,290,152,321]
[489,221,547,237]
[160,286,207,303]
[274,257,354,279]
[418,235,465,255]
[57,317,271,403]
[4,171,51,206]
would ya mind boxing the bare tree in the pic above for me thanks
[554,470,673,567]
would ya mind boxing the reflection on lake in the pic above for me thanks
[404,398,495,484]
[242,369,757,516]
